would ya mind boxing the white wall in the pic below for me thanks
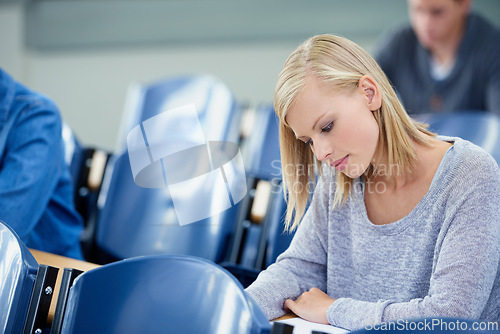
[25,42,300,151]
[0,4,25,80]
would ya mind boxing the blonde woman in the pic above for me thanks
[245,34,500,330]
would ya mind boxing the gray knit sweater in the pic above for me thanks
[246,137,500,331]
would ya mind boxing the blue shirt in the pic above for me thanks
[0,68,83,259]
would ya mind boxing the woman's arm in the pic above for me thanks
[245,174,332,320]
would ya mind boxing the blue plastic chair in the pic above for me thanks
[94,75,242,263]
[62,123,110,257]
[413,111,500,164]
[0,221,39,333]
[242,106,295,269]
[263,182,293,269]
[222,105,295,287]
[243,104,282,181]
[60,255,271,334]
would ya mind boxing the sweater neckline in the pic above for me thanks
[355,137,457,234]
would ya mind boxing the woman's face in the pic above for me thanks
[285,76,380,179]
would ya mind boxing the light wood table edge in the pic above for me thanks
[273,313,298,321]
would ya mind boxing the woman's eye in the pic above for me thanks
[305,139,313,146]
[321,121,333,133]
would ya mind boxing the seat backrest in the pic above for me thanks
[95,75,242,263]
[414,111,500,164]
[223,105,294,284]
[62,122,110,250]
[243,105,282,181]
[0,220,38,334]
[60,255,271,334]
[264,182,294,268]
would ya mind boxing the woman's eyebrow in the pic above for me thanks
[312,112,328,130]
[293,112,328,139]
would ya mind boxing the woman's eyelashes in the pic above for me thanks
[321,121,333,133]
[303,122,333,146]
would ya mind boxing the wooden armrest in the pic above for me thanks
[250,180,272,223]
[273,313,298,321]
[87,149,108,191]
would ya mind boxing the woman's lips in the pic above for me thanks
[332,155,349,171]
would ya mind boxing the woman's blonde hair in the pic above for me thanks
[274,34,434,232]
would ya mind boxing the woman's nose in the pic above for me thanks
[312,139,331,162]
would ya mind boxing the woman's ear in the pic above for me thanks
[358,75,382,111]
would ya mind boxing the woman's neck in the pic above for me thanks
[370,136,451,190]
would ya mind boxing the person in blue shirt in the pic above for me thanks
[0,67,83,259]
[375,0,500,114]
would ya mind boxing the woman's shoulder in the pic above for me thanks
[437,136,500,189]
[444,136,499,172]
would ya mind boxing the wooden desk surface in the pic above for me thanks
[273,313,297,321]
[29,249,101,323]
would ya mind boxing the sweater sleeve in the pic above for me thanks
[327,153,500,330]
[245,174,332,320]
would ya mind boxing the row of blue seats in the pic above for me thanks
[0,221,271,333]
[66,75,293,286]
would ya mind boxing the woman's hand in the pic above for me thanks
[283,287,335,324]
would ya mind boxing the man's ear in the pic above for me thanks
[358,75,382,111]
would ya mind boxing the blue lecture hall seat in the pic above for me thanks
[93,75,243,264]
[60,255,271,334]
[62,123,110,255]
[243,104,282,181]
[0,221,58,334]
[263,182,293,269]
[0,221,38,333]
[222,105,295,287]
[413,111,500,164]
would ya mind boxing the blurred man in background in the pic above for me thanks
[375,0,500,114]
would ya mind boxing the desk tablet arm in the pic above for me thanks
[22,265,58,334]
[51,268,83,334]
